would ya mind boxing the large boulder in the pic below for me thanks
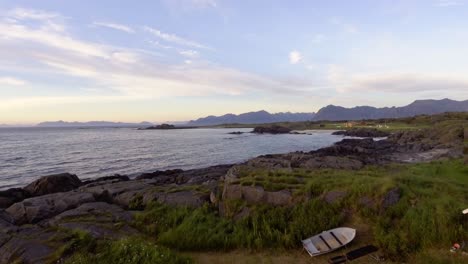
[6,191,95,225]
[24,173,82,196]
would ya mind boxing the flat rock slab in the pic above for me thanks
[6,191,95,225]
[0,227,59,264]
[47,202,133,225]
[79,180,155,203]
[45,202,137,238]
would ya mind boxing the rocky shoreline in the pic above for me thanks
[0,125,464,263]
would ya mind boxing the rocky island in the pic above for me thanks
[139,124,197,130]
[0,113,467,263]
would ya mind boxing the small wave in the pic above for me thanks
[5,157,25,162]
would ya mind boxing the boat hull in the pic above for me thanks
[302,227,356,257]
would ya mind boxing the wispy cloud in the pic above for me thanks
[92,21,134,33]
[147,40,173,49]
[0,8,316,109]
[289,51,302,64]
[0,77,27,86]
[179,49,199,58]
[144,26,211,50]
[327,66,468,94]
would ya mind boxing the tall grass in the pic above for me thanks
[134,200,344,251]
[64,237,192,264]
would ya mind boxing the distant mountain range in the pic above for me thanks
[188,98,468,125]
[25,98,468,127]
[37,121,153,128]
[313,98,468,121]
[187,111,316,126]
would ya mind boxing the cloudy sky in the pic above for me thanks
[1,0,467,124]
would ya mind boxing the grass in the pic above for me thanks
[63,236,192,264]
[215,112,468,132]
[133,200,343,251]
[131,158,467,261]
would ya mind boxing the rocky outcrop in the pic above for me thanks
[222,184,292,206]
[6,192,95,225]
[252,125,292,134]
[300,156,363,170]
[46,202,136,238]
[0,188,29,209]
[136,169,184,180]
[0,227,56,264]
[135,165,231,187]
[332,128,390,138]
[0,210,17,233]
[228,131,244,135]
[24,173,82,197]
[81,174,129,185]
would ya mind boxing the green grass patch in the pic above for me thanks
[64,237,192,264]
[134,200,343,251]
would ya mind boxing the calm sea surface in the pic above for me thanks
[0,127,345,190]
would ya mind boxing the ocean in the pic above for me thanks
[0,127,344,190]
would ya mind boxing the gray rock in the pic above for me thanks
[265,190,292,206]
[81,174,129,185]
[359,196,375,209]
[24,173,82,196]
[222,184,243,200]
[241,186,265,203]
[79,180,154,205]
[332,128,389,138]
[0,188,29,209]
[0,210,17,233]
[222,184,292,206]
[233,207,251,221]
[381,187,401,210]
[45,202,137,239]
[6,191,95,225]
[47,202,133,225]
[0,227,57,264]
[301,156,363,170]
[157,191,210,208]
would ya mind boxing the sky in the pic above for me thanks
[1,0,468,124]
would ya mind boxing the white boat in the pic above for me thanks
[302,227,356,257]
[463,208,468,215]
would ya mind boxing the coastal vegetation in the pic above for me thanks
[127,159,467,262]
[0,112,466,263]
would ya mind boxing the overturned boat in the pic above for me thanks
[302,227,356,257]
